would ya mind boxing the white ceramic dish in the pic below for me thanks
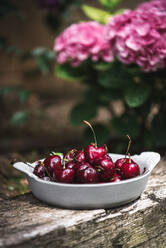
[13,152,160,209]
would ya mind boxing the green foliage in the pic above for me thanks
[0,86,14,96]
[31,47,55,74]
[111,114,140,139]
[124,84,150,107]
[11,111,27,126]
[50,0,166,153]
[99,0,123,10]
[70,102,97,126]
[83,123,110,146]
[93,62,111,71]
[99,89,121,102]
[18,90,30,103]
[82,5,111,24]
[0,0,81,130]
[0,86,30,103]
[0,86,30,127]
[98,62,133,89]
[55,55,166,152]
[55,63,85,82]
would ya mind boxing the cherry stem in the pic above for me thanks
[39,161,53,180]
[104,144,108,153]
[125,134,131,158]
[64,149,77,160]
[83,120,97,147]
[128,153,131,163]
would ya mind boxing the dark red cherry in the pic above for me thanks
[97,157,115,182]
[52,167,62,181]
[115,158,134,173]
[75,150,85,163]
[53,168,75,183]
[85,144,106,164]
[104,154,113,161]
[111,173,121,182]
[76,162,98,183]
[33,164,45,178]
[65,161,77,170]
[120,161,140,179]
[83,121,106,163]
[44,155,62,173]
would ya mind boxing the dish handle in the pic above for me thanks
[138,152,160,172]
[13,162,36,178]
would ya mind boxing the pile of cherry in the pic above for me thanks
[33,121,141,184]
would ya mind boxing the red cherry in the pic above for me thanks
[76,162,98,183]
[83,120,106,163]
[115,135,140,180]
[53,168,75,183]
[65,161,77,170]
[115,158,134,172]
[75,150,85,163]
[44,155,62,173]
[97,157,115,182]
[104,154,113,161]
[33,164,45,178]
[120,161,140,179]
[85,144,106,164]
[111,173,121,182]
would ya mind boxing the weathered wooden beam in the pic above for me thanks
[0,161,166,248]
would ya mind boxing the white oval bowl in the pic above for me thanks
[13,152,160,209]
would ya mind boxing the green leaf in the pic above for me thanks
[99,89,121,102]
[11,111,27,126]
[83,123,110,146]
[114,8,126,14]
[70,102,97,126]
[55,63,85,82]
[111,114,140,139]
[82,5,111,24]
[83,87,120,106]
[124,85,150,108]
[32,47,55,59]
[98,63,133,89]
[36,55,50,73]
[93,61,111,71]
[18,90,30,103]
[125,65,142,76]
[50,152,63,157]
[32,47,47,56]
[99,0,122,9]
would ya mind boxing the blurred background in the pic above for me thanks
[0,0,162,198]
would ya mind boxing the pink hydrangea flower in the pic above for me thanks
[54,22,114,66]
[106,0,166,72]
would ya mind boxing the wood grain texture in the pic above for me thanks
[0,161,166,248]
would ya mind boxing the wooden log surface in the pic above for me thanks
[0,161,166,248]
